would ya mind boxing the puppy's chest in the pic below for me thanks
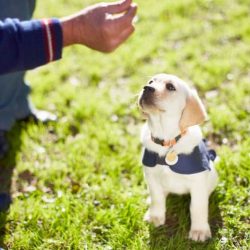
[146,166,191,194]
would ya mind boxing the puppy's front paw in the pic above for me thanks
[144,209,165,227]
[189,227,211,242]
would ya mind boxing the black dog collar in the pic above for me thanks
[151,129,187,147]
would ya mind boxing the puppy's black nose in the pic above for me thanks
[143,86,155,93]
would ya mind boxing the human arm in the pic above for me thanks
[0,18,62,75]
[0,0,137,75]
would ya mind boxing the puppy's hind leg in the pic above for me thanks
[144,176,167,227]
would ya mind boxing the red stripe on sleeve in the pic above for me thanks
[41,20,50,63]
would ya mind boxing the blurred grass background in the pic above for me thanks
[0,0,249,249]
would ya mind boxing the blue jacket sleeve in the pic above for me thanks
[0,18,63,75]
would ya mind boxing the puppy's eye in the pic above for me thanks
[166,83,176,91]
[148,80,153,84]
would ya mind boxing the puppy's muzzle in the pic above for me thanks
[143,86,155,93]
[139,86,156,107]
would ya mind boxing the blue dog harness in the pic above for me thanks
[142,140,216,175]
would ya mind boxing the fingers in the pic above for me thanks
[111,3,137,29]
[105,26,134,52]
[120,25,135,40]
[105,0,132,14]
[115,25,135,47]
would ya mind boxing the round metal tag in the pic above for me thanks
[165,150,178,165]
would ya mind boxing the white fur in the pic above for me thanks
[139,74,218,242]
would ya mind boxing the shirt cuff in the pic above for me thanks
[40,18,63,63]
[20,18,63,69]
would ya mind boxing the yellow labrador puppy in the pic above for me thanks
[138,74,218,242]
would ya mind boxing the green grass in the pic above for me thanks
[0,0,249,249]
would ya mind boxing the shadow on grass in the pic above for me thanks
[0,123,23,248]
[149,192,223,250]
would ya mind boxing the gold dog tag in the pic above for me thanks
[165,150,178,165]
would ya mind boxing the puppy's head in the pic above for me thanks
[138,74,207,130]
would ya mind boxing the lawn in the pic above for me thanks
[0,0,249,249]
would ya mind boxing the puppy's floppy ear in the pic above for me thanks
[179,89,207,130]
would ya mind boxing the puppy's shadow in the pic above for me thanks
[149,192,223,250]
[0,123,23,248]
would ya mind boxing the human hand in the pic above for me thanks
[61,0,137,52]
